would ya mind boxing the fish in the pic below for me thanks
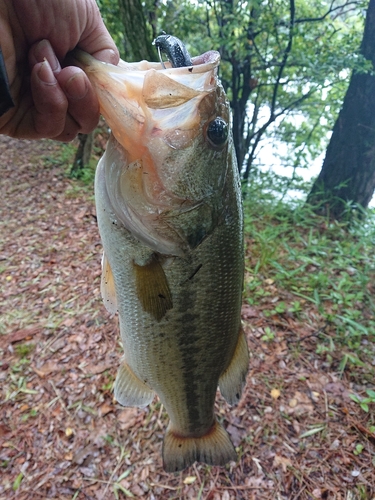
[72,42,249,472]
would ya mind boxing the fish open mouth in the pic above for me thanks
[71,48,222,168]
[71,48,228,256]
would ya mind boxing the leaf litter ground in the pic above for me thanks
[0,136,374,500]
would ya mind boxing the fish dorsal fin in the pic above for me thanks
[219,328,249,405]
[100,252,117,314]
[143,69,200,109]
[133,254,173,322]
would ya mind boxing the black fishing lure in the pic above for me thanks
[153,33,192,69]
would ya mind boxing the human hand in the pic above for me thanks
[0,0,119,141]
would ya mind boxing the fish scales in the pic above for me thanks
[74,47,249,472]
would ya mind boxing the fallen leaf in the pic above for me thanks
[286,391,314,415]
[312,488,322,498]
[62,317,75,327]
[84,362,112,375]
[4,326,41,344]
[299,426,325,438]
[241,304,259,319]
[131,484,145,496]
[73,445,94,465]
[65,428,74,437]
[0,424,11,438]
[227,424,247,446]
[292,420,301,434]
[273,455,292,472]
[33,361,59,377]
[271,388,281,399]
[324,382,346,395]
[311,391,320,401]
[99,402,113,417]
[117,408,139,430]
[183,476,196,485]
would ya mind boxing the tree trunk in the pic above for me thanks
[307,0,375,219]
[71,132,94,178]
[117,0,156,62]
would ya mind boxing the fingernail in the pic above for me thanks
[93,49,119,65]
[64,72,88,100]
[35,39,60,72]
[38,59,56,84]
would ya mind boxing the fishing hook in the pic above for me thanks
[153,33,193,69]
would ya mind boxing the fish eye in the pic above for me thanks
[206,117,228,147]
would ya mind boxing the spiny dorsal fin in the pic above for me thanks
[101,252,117,314]
[133,254,173,321]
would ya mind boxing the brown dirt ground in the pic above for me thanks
[0,135,374,500]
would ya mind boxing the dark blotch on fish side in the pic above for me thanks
[153,33,193,68]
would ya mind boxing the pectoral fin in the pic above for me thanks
[114,361,154,408]
[100,252,117,314]
[133,254,173,321]
[219,328,249,405]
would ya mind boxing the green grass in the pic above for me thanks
[243,175,375,374]
[43,137,97,187]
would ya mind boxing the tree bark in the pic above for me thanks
[71,132,94,178]
[307,0,375,219]
[117,0,156,61]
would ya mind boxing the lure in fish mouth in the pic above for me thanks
[72,36,248,473]
[153,33,193,68]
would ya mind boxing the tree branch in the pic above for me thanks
[295,0,361,24]
[270,0,296,120]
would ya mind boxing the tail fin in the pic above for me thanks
[162,419,236,472]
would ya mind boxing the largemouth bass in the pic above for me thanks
[73,45,249,472]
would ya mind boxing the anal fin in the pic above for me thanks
[133,253,173,321]
[114,361,154,408]
[219,328,249,405]
[100,252,117,314]
[163,419,236,473]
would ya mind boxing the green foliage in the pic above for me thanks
[69,157,96,184]
[350,390,375,412]
[94,0,370,197]
[43,142,76,170]
[260,326,275,342]
[96,0,126,57]
[12,472,23,491]
[243,173,375,370]
[158,0,367,177]
[353,442,365,455]
[14,343,35,358]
